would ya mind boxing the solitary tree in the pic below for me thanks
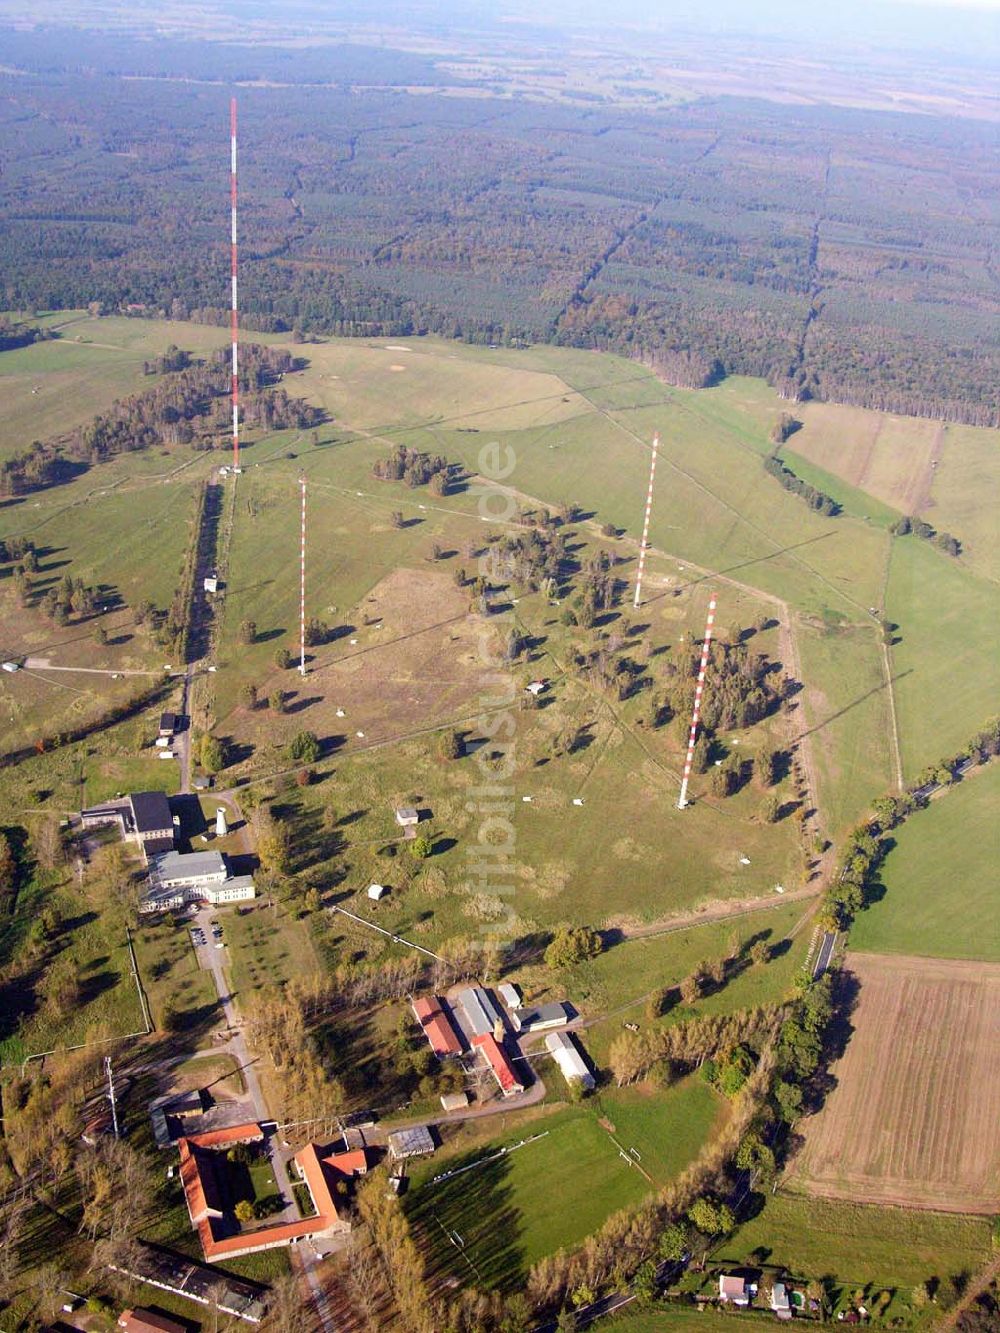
[544,925,602,969]
[759,792,782,823]
[288,730,320,764]
[200,735,226,773]
[234,1199,255,1224]
[749,939,770,968]
[440,729,464,760]
[411,836,432,859]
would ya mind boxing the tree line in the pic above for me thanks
[0,344,321,497]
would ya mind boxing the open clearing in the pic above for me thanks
[851,763,1000,963]
[788,952,1000,1213]
[783,403,945,516]
[926,422,1000,581]
[406,1085,718,1285]
[723,1192,992,1287]
[885,535,1000,781]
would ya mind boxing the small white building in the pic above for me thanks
[215,807,228,838]
[394,807,419,828]
[525,680,546,697]
[439,1090,470,1113]
[367,883,388,901]
[498,982,522,1009]
[545,1031,595,1091]
[203,576,219,594]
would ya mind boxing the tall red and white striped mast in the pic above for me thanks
[299,476,307,677]
[230,96,242,473]
[633,431,659,608]
[677,595,717,809]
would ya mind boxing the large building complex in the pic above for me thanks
[80,790,255,912]
[178,1123,363,1261]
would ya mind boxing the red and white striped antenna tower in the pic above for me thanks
[299,476,307,677]
[633,432,659,608]
[677,595,717,810]
[229,96,241,473]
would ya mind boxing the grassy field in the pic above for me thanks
[11,316,988,846]
[721,1192,992,1287]
[927,423,1000,581]
[0,861,146,1062]
[406,1089,717,1286]
[850,764,1000,962]
[787,952,1000,1214]
[132,915,221,1031]
[781,403,946,516]
[224,898,322,1000]
[885,536,1000,781]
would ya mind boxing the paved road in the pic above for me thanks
[813,929,837,979]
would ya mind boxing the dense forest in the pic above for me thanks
[0,33,998,424]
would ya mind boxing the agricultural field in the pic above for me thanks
[884,535,1000,781]
[850,764,1000,963]
[723,1193,993,1290]
[406,1087,719,1286]
[781,405,944,518]
[787,952,1000,1214]
[925,423,1000,581]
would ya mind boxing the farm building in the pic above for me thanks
[719,1274,755,1305]
[411,995,463,1059]
[118,1308,188,1333]
[545,1031,595,1090]
[440,1090,470,1112]
[177,1123,352,1261]
[498,982,522,1008]
[455,986,504,1038]
[388,1125,435,1160]
[158,712,177,737]
[394,807,419,828]
[771,1283,792,1319]
[472,1032,524,1097]
[511,1002,569,1033]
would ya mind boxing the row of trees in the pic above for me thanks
[763,453,839,516]
[821,714,1000,931]
[0,344,320,497]
[890,513,961,557]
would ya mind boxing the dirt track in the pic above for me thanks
[788,952,1000,1214]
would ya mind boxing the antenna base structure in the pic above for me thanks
[677,595,717,810]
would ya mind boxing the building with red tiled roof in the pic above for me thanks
[411,994,463,1058]
[118,1309,188,1333]
[177,1123,352,1262]
[471,1032,524,1097]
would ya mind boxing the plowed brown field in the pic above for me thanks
[789,952,1000,1213]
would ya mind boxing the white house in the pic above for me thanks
[545,1031,595,1090]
